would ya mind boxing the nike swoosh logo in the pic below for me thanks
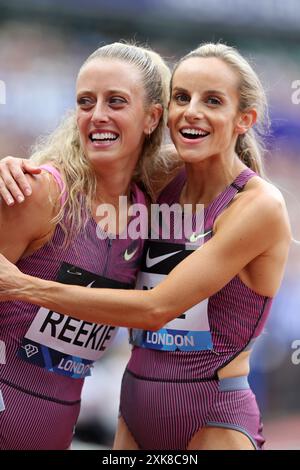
[86,281,96,288]
[189,230,212,243]
[146,249,181,268]
[124,248,138,261]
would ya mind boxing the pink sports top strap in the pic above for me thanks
[39,164,67,206]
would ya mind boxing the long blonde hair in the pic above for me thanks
[172,42,270,176]
[31,42,171,243]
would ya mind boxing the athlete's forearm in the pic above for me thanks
[15,274,164,330]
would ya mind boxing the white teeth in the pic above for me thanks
[91,132,118,140]
[181,128,209,136]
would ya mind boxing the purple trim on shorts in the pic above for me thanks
[0,390,5,412]
[218,375,249,392]
[205,421,259,450]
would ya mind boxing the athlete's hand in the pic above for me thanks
[0,157,41,206]
[0,253,26,301]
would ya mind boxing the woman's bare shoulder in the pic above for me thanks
[216,174,291,242]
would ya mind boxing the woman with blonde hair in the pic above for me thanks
[0,43,291,449]
[0,41,171,449]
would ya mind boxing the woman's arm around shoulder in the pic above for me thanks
[0,156,41,205]
[151,177,291,325]
[0,176,291,331]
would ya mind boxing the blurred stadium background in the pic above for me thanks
[0,0,299,450]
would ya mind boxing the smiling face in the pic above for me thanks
[76,58,155,171]
[168,57,245,164]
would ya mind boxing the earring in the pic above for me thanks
[148,128,153,138]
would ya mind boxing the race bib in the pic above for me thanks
[18,262,133,378]
[131,240,213,352]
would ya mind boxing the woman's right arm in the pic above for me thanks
[0,157,41,205]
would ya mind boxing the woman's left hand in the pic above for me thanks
[0,253,25,301]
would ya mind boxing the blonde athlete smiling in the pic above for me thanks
[0,43,291,450]
[0,42,170,450]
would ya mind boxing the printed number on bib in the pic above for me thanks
[131,241,213,352]
[18,263,133,378]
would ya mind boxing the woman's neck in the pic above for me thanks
[93,163,135,206]
[91,166,135,236]
[181,154,246,207]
